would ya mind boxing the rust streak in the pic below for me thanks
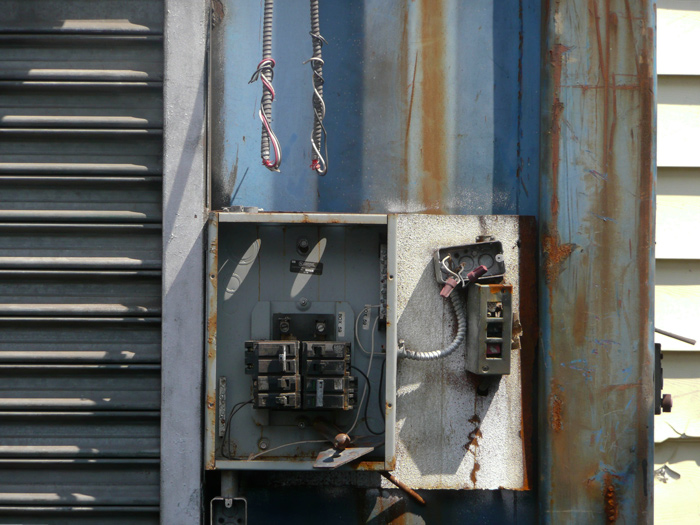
[400,4,412,206]
[603,473,619,522]
[419,0,446,211]
[549,43,571,218]
[542,232,574,284]
[549,381,563,432]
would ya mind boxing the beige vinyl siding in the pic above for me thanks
[655,2,700,524]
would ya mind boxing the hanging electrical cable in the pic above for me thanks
[249,0,281,171]
[305,0,328,175]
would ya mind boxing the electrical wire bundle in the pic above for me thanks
[249,0,281,171]
[306,0,328,175]
[249,0,329,175]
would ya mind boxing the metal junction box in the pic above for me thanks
[205,212,531,490]
[205,212,397,471]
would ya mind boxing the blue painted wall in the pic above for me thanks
[211,0,540,217]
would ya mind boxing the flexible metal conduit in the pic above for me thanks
[397,292,467,360]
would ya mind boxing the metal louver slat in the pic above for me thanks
[0,412,159,458]
[0,81,163,129]
[0,177,162,223]
[0,0,163,522]
[0,317,161,364]
[0,36,163,81]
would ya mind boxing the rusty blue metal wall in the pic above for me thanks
[210,0,541,217]
[539,0,655,522]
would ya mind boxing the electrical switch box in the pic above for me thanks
[205,212,396,471]
[466,283,513,375]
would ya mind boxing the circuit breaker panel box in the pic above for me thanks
[205,212,396,471]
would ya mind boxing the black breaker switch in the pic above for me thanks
[245,340,356,410]
[245,341,302,409]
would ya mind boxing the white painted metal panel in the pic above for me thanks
[655,260,700,351]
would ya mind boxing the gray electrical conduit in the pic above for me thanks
[260,0,274,163]
[397,291,467,360]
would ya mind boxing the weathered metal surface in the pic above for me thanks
[210,0,540,217]
[0,317,160,364]
[161,1,207,522]
[392,214,527,490]
[0,459,159,506]
[0,412,159,458]
[539,0,655,522]
[0,1,165,522]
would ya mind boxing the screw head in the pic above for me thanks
[315,322,326,333]
[482,365,490,372]
[279,320,290,333]
[258,438,270,450]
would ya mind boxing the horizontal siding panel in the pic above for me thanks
[658,167,700,196]
[0,176,162,223]
[0,365,160,411]
[0,270,161,316]
[655,440,700,524]
[658,7,700,76]
[0,82,163,129]
[0,318,160,364]
[655,260,700,351]
[0,0,163,34]
[655,352,700,442]
[657,196,700,259]
[0,129,162,176]
[0,36,163,82]
[658,104,700,167]
[658,75,700,105]
[0,412,159,458]
[0,224,161,269]
[0,459,159,506]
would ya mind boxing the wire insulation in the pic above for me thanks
[249,0,281,171]
[306,0,328,175]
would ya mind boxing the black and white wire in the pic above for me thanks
[351,365,385,436]
[346,314,379,435]
[220,398,254,459]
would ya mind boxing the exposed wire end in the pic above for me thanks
[307,0,328,176]
[250,57,282,172]
[252,0,281,172]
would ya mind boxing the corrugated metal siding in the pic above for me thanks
[655,2,700,524]
[0,1,162,523]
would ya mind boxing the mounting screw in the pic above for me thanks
[297,237,310,255]
[482,365,490,372]
[258,438,270,450]
[315,322,326,334]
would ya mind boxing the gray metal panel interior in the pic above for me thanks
[0,1,163,523]
[209,212,394,470]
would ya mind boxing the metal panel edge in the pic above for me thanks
[161,0,208,523]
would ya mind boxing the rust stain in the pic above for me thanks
[517,217,537,491]
[542,232,574,284]
[399,4,411,206]
[470,462,480,486]
[549,381,563,432]
[419,0,446,211]
[548,43,571,218]
[211,0,225,28]
[603,473,619,522]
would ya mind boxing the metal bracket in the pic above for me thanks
[210,496,247,525]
